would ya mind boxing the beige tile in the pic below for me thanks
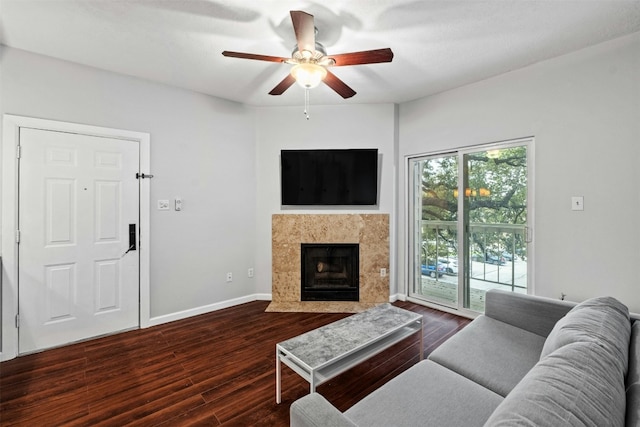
[271,243,299,273]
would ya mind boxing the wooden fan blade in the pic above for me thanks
[222,51,288,63]
[327,48,394,67]
[269,74,296,95]
[290,10,315,53]
[323,70,356,99]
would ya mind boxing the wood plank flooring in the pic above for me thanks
[0,300,470,426]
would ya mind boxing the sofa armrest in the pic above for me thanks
[485,289,575,337]
[290,393,357,427]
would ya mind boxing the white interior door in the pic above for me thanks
[18,128,140,354]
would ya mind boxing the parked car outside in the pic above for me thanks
[439,258,459,275]
[421,262,446,278]
[472,252,505,265]
[485,253,506,265]
[501,252,518,261]
[472,253,485,263]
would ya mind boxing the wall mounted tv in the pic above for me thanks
[280,149,378,206]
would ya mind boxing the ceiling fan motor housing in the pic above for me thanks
[291,41,328,62]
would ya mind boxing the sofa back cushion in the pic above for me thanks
[485,341,626,426]
[540,296,630,376]
[627,321,640,427]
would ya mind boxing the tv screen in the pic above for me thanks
[281,149,378,205]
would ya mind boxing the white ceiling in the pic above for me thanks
[1,0,640,107]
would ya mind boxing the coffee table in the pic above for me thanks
[275,303,423,403]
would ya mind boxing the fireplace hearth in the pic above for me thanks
[301,243,359,301]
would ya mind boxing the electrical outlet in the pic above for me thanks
[175,197,182,211]
[247,268,254,278]
[380,268,387,277]
[226,272,233,282]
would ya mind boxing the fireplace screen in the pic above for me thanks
[301,243,359,301]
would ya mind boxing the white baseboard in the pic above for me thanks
[147,293,273,327]
[389,293,407,302]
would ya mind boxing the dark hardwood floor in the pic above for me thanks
[0,300,470,426]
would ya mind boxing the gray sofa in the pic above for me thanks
[290,289,640,426]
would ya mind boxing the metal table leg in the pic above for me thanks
[276,348,282,403]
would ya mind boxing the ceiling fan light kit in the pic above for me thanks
[222,10,394,119]
[290,63,327,89]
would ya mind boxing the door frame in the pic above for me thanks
[2,114,151,361]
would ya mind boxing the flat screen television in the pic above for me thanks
[280,149,378,206]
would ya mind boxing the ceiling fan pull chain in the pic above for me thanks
[304,88,310,120]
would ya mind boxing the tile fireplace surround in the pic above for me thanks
[266,214,390,313]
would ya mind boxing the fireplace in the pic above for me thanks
[268,214,389,312]
[301,243,359,302]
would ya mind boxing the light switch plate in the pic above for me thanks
[158,200,170,210]
[571,196,584,211]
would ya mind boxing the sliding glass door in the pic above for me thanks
[409,140,532,313]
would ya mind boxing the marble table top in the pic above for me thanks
[277,303,422,369]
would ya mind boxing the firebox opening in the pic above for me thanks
[301,243,359,302]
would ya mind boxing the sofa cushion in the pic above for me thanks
[627,321,640,427]
[428,315,546,396]
[344,360,503,427]
[291,393,357,427]
[484,289,574,337]
[485,341,627,427]
[540,296,630,377]
[628,321,640,387]
[628,384,640,427]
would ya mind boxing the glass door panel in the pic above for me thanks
[463,145,528,312]
[411,154,459,308]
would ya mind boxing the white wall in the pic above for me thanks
[0,45,4,346]
[253,103,398,297]
[0,47,257,320]
[399,33,640,313]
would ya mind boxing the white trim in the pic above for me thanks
[1,114,151,361]
[147,294,272,327]
[402,154,412,299]
[526,138,536,295]
[389,293,405,302]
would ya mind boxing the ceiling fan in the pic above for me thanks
[222,10,394,99]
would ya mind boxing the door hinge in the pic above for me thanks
[16,145,21,159]
[16,229,20,244]
[15,314,20,328]
[136,173,154,179]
